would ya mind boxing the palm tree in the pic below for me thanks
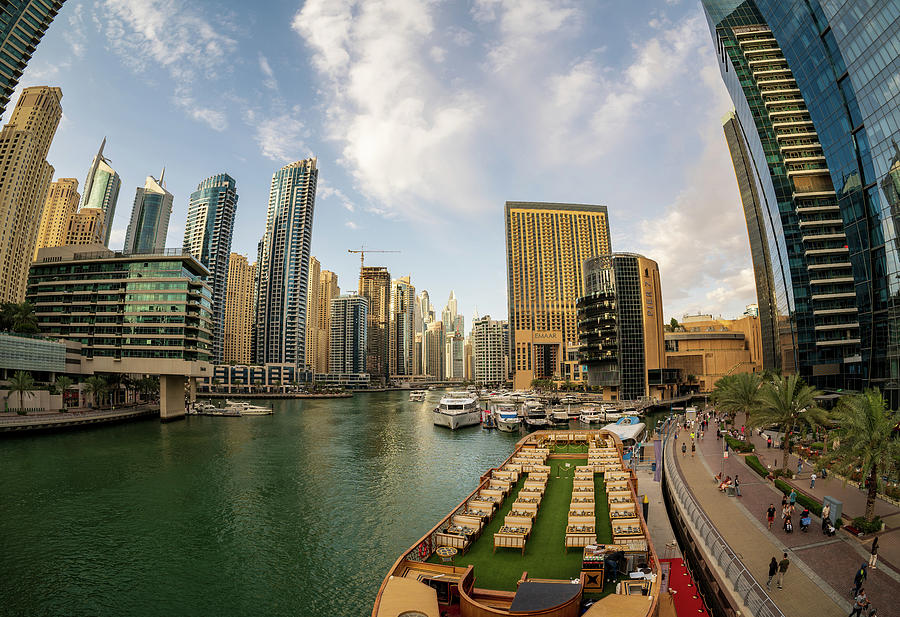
[818,390,900,522]
[748,374,828,456]
[712,372,764,425]
[8,370,36,414]
[11,302,38,333]
[54,375,73,409]
[104,373,123,406]
[83,376,108,409]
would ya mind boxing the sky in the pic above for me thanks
[9,0,757,330]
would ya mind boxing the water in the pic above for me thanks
[0,391,524,617]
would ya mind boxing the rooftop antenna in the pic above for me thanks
[159,166,166,186]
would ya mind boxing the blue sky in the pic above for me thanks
[11,0,756,328]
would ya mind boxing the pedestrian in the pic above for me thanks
[767,503,776,529]
[716,428,721,440]
[810,472,816,488]
[777,552,790,589]
[822,503,832,532]
[767,435,772,448]
[869,537,879,569]
[682,442,687,457]
[853,563,867,595]
[741,424,745,436]
[798,459,803,474]
[690,431,695,441]
[781,494,788,514]
[766,556,778,589]
[735,474,741,497]
[691,442,696,458]
[849,588,869,617]
[789,489,797,510]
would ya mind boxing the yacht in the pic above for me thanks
[409,390,427,402]
[548,406,570,425]
[602,416,647,449]
[433,391,481,429]
[494,405,522,432]
[579,403,604,424]
[225,400,273,415]
[524,404,550,429]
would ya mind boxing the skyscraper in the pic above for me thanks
[124,172,173,254]
[472,315,509,386]
[505,201,611,389]
[0,86,62,302]
[330,293,368,375]
[389,276,416,376]
[254,158,318,365]
[224,253,255,365]
[63,208,105,246]
[80,138,121,245]
[34,177,79,256]
[359,265,391,383]
[316,269,340,373]
[702,1,900,404]
[578,253,665,401]
[425,320,444,379]
[305,256,322,369]
[0,1,64,118]
[184,173,238,363]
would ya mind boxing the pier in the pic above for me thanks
[0,405,159,435]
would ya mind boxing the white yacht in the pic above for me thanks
[602,416,647,448]
[494,406,522,432]
[409,390,427,402]
[524,404,550,429]
[433,392,481,429]
[225,400,273,415]
[578,403,604,424]
[548,406,570,425]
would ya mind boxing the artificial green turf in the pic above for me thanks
[431,458,591,591]
[550,443,589,454]
[593,475,613,544]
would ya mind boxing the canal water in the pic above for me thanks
[0,392,672,617]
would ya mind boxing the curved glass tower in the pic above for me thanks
[703,0,900,405]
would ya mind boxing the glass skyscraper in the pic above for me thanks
[184,173,238,364]
[702,0,900,405]
[254,158,317,365]
[124,172,173,255]
[80,138,121,245]
[0,1,64,119]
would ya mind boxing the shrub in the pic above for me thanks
[851,516,883,534]
[746,455,768,478]
[809,442,825,451]
[725,435,755,453]
[772,468,791,479]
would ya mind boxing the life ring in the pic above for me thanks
[418,542,428,560]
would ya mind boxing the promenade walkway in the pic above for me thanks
[0,405,158,433]
[673,424,900,617]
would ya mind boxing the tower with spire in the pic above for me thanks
[80,138,122,246]
[123,171,173,254]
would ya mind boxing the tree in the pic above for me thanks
[54,375,73,409]
[748,374,828,455]
[0,301,38,334]
[8,370,35,414]
[83,376,108,408]
[712,372,764,425]
[818,390,900,522]
[665,317,680,332]
[104,373,123,406]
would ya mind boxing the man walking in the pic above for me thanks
[691,442,696,458]
[682,442,687,457]
[849,588,869,617]
[766,556,778,589]
[767,504,776,530]
[822,503,832,532]
[798,459,803,475]
[777,552,790,589]
[734,474,741,497]
[853,564,867,595]
[869,537,879,569]
[810,472,816,488]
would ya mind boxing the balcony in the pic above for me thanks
[776,129,816,140]
[811,292,856,301]
[753,67,790,79]
[801,232,845,242]
[807,261,851,269]
[772,119,814,130]
[748,57,786,68]
[814,322,860,331]
[792,189,836,199]
[798,218,843,227]
[796,204,839,214]
[809,276,854,286]
[786,165,830,178]
[813,307,858,316]
[816,338,861,346]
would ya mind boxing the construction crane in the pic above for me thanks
[348,247,401,270]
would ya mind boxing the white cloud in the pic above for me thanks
[64,3,88,57]
[344,220,359,230]
[259,54,278,90]
[318,179,356,212]
[250,105,309,162]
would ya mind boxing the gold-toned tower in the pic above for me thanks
[305,256,322,370]
[224,253,256,365]
[316,270,340,373]
[0,86,62,301]
[34,178,80,257]
[505,201,611,390]
[64,208,106,246]
[359,266,392,384]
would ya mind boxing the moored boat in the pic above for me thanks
[433,391,481,429]
[494,404,522,432]
[409,390,427,402]
[579,403,604,424]
[601,416,647,449]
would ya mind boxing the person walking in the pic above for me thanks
[766,556,778,589]
[789,489,797,511]
[810,472,817,488]
[849,589,869,617]
[853,563,867,595]
[798,458,803,475]
[767,504,776,530]
[777,552,790,589]
[682,442,687,457]
[822,503,832,532]
[868,538,879,569]
[734,474,741,497]
[691,441,696,458]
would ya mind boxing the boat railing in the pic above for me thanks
[661,422,787,617]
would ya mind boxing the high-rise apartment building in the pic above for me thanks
[34,177,79,256]
[389,276,416,376]
[124,173,173,254]
[0,2,64,118]
[316,270,339,373]
[425,320,444,379]
[254,158,317,365]
[64,207,104,246]
[472,315,509,386]
[0,86,62,302]
[577,253,665,401]
[359,265,391,383]
[505,201,611,390]
[184,173,238,363]
[330,293,368,375]
[80,138,120,245]
[224,253,255,365]
[702,1,900,404]
[305,256,322,370]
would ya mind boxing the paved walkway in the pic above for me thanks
[0,406,158,431]
[674,423,900,617]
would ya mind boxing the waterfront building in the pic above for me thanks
[358,265,391,384]
[471,315,509,386]
[205,363,308,393]
[305,256,322,370]
[505,201,611,389]
[464,337,473,381]
[666,313,764,392]
[124,172,173,254]
[79,138,121,245]
[413,332,424,377]
[702,1,900,405]
[424,320,444,379]
[254,158,318,365]
[64,207,105,246]
[184,173,238,363]
[444,333,464,380]
[34,177,79,256]
[389,276,415,377]
[329,293,368,375]
[224,253,255,365]
[577,253,665,402]
[0,1,64,118]
[0,86,62,302]
[414,290,434,375]
[315,269,339,373]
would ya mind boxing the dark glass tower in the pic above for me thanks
[0,1,64,118]
[702,0,900,405]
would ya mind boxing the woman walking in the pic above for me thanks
[869,538,879,569]
[766,556,778,589]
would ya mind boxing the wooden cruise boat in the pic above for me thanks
[371,430,663,617]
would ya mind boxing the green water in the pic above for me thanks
[0,391,524,617]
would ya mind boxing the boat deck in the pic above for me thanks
[427,449,613,591]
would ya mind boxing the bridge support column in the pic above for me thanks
[188,378,197,404]
[160,375,186,422]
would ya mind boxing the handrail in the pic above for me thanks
[660,419,787,617]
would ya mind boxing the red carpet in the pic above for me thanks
[660,558,710,617]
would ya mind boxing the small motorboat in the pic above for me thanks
[549,406,570,425]
[579,404,604,424]
[409,390,427,402]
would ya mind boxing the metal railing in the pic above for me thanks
[662,421,786,617]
